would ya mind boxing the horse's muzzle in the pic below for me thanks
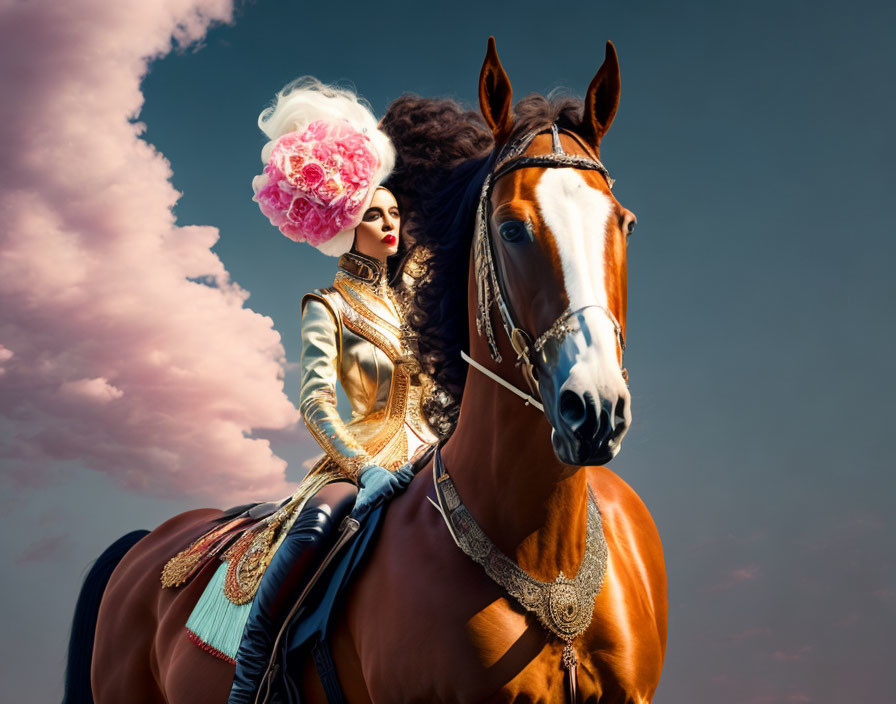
[535,308,632,466]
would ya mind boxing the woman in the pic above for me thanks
[227,79,439,703]
[299,186,439,483]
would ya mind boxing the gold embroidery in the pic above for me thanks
[339,305,402,362]
[222,510,287,604]
[300,388,372,480]
[301,270,436,481]
[160,518,244,588]
[334,274,404,337]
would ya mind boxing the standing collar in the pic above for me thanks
[338,250,388,285]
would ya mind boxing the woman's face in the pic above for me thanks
[353,188,400,262]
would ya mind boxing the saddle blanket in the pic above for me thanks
[163,471,336,662]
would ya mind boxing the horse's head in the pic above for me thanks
[473,38,636,466]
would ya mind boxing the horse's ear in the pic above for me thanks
[479,36,514,146]
[582,41,621,148]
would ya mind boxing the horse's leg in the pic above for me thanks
[92,508,230,704]
[159,632,235,704]
[585,466,668,699]
[94,560,235,704]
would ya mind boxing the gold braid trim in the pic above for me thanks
[222,512,286,604]
[300,284,434,479]
[335,294,404,359]
[160,517,246,588]
[220,472,335,604]
[338,308,413,467]
[333,274,405,338]
[299,388,372,481]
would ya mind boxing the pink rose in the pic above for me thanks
[301,208,329,245]
[299,162,325,189]
[263,162,285,182]
[344,189,365,214]
[260,181,292,209]
[253,119,381,248]
[312,142,337,163]
[304,120,330,142]
[327,208,348,233]
[339,134,367,153]
[287,197,312,224]
[279,220,306,242]
[272,135,305,171]
[274,132,301,151]
[330,121,354,139]
[316,176,346,204]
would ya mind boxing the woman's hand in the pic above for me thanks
[352,464,403,519]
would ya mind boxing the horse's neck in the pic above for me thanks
[441,337,589,583]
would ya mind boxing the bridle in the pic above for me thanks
[465,123,627,408]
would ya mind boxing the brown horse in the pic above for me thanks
[72,39,666,704]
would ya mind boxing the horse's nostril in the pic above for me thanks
[614,397,626,427]
[598,408,611,437]
[558,389,600,438]
[558,389,586,429]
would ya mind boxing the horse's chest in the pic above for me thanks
[358,568,609,702]
[347,497,658,702]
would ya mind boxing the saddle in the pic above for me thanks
[161,468,335,604]
[160,445,434,691]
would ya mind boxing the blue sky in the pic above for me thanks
[1,0,894,701]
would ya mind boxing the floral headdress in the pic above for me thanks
[252,79,395,256]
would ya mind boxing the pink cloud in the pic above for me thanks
[0,0,300,501]
[771,645,812,662]
[834,610,859,627]
[728,565,760,581]
[727,626,772,643]
[16,534,71,565]
[872,588,894,603]
[706,563,761,592]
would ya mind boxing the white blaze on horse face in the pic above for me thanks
[535,168,630,452]
[535,169,613,312]
[535,169,617,346]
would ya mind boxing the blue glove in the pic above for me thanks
[352,464,403,519]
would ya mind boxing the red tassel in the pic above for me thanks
[185,627,236,664]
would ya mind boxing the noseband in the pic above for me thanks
[468,123,627,406]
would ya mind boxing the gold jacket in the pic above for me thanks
[299,251,439,481]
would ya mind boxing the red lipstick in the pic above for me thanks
[382,234,396,245]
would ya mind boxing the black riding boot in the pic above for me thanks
[227,481,357,704]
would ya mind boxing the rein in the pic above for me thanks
[460,350,544,412]
[467,123,626,406]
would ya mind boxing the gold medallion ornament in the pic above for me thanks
[431,447,608,682]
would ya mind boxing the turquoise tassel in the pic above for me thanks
[185,562,253,661]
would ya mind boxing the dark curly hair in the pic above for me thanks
[381,93,586,435]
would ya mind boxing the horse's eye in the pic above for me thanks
[621,210,637,238]
[498,220,532,243]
